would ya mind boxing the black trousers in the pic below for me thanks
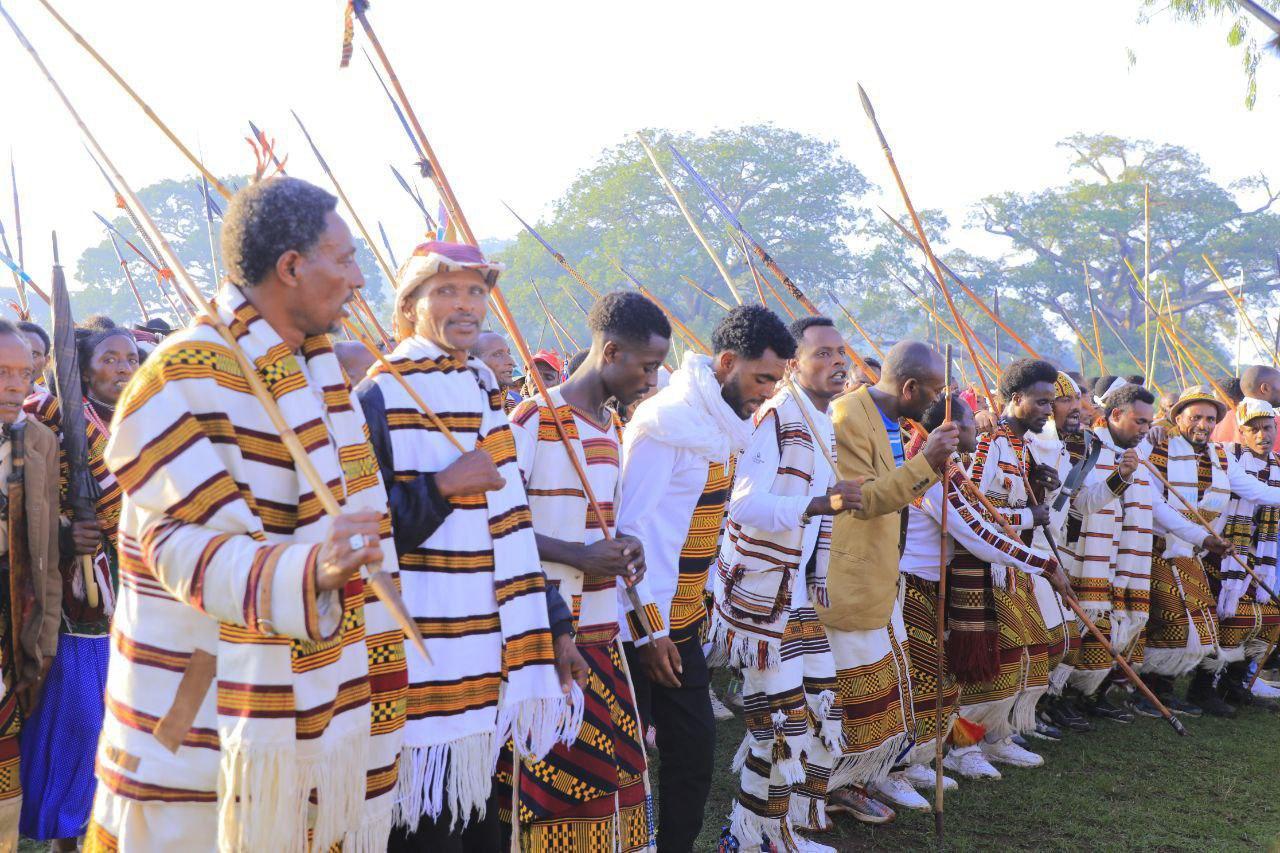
[387,791,500,853]
[625,631,716,853]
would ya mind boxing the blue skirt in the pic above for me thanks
[19,633,108,839]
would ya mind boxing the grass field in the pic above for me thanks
[687,677,1280,852]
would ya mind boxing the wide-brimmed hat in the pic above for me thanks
[1169,384,1227,421]
[393,241,505,338]
[1237,396,1277,426]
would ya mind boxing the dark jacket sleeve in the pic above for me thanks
[545,585,574,640]
[356,379,455,556]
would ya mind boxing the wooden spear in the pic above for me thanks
[611,260,710,355]
[859,87,997,410]
[934,345,953,839]
[822,286,885,360]
[635,132,743,305]
[1204,255,1275,364]
[1083,265,1106,374]
[0,2,431,663]
[680,275,732,312]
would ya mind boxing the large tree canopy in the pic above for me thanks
[1141,0,1280,108]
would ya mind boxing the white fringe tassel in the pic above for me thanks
[827,731,910,791]
[394,733,494,831]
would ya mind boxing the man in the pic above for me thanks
[898,393,1057,790]
[1142,384,1280,717]
[1026,372,1123,734]
[1217,397,1280,705]
[0,321,61,851]
[824,341,955,817]
[951,359,1075,774]
[357,240,575,851]
[711,316,860,850]
[87,177,406,852]
[472,330,519,411]
[620,304,793,851]
[15,322,47,390]
[843,355,880,395]
[526,349,564,396]
[505,290,671,851]
[333,339,377,385]
[1213,364,1280,446]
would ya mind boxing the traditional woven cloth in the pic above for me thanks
[711,385,832,670]
[900,574,958,764]
[0,566,22,850]
[503,391,655,852]
[92,283,406,853]
[1142,436,1227,677]
[1213,444,1280,661]
[367,335,575,830]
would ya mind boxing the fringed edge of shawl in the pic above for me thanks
[1048,662,1074,696]
[499,686,584,765]
[394,733,494,831]
[729,799,795,852]
[341,807,395,853]
[305,732,369,852]
[1066,665,1113,698]
[814,689,846,754]
[827,731,911,790]
[787,788,832,832]
[1245,637,1274,662]
[1140,646,1210,678]
[707,617,781,672]
[959,696,1018,742]
[1009,686,1047,736]
[217,745,306,853]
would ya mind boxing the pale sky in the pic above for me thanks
[1,0,1278,309]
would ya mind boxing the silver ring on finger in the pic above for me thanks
[348,534,365,552]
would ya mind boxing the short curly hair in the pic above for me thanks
[587,291,671,345]
[220,177,338,287]
[998,357,1058,399]
[920,391,967,432]
[1103,384,1154,418]
[788,315,834,344]
[711,305,796,360]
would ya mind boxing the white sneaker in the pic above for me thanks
[1252,678,1280,699]
[869,774,931,811]
[792,836,836,853]
[981,737,1044,768]
[709,687,735,721]
[900,762,958,791]
[943,745,1002,780]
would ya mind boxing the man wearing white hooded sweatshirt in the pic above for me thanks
[619,305,793,852]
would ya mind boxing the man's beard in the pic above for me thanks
[720,375,747,419]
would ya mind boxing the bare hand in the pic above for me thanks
[1117,448,1140,479]
[639,636,682,688]
[316,510,385,591]
[974,410,998,434]
[1200,534,1229,556]
[1032,463,1061,493]
[922,422,960,473]
[1146,425,1167,447]
[71,518,101,556]
[435,449,505,498]
[553,633,589,696]
[808,480,863,516]
[1030,503,1051,527]
[576,536,645,583]
[1047,565,1073,600]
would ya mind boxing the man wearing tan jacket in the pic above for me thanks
[820,340,956,824]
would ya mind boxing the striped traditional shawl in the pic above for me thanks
[103,283,404,853]
[510,388,664,643]
[1221,444,1279,608]
[1060,427,1153,655]
[1150,434,1230,560]
[711,385,833,670]
[367,335,576,828]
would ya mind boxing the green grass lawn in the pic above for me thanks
[688,679,1280,852]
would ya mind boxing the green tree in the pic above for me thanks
[955,132,1280,383]
[494,124,878,357]
[1139,0,1280,109]
[74,175,390,326]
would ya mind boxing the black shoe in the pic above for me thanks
[1028,719,1063,741]
[1162,694,1203,717]
[1085,695,1135,723]
[1189,690,1237,718]
[1045,697,1093,733]
[1130,695,1163,718]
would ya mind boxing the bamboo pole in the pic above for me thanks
[1205,255,1274,364]
[635,132,742,305]
[934,346,953,830]
[1083,265,1105,374]
[1,1,430,663]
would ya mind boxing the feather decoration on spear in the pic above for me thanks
[1,0,430,664]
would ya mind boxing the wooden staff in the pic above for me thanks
[934,345,953,839]
[558,280,592,318]
[0,3,431,663]
[680,275,732,312]
[885,268,997,372]
[823,286,885,360]
[1083,265,1106,374]
[635,132,743,305]
[732,230,794,318]
[613,260,710,355]
[878,207,1042,360]
[1205,255,1275,364]
[531,279,579,350]
[350,5,656,644]
[859,88,997,411]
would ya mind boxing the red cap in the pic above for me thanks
[532,349,563,374]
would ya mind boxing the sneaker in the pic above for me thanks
[869,774,931,811]
[900,762,958,791]
[943,745,1002,780]
[1028,719,1063,741]
[644,725,657,751]
[1084,695,1134,723]
[981,737,1044,768]
[1258,667,1280,687]
[1252,678,1280,699]
[1162,694,1203,717]
[824,786,896,825]
[792,836,835,853]
[1130,695,1163,718]
[1044,696,1093,732]
[709,688,735,721]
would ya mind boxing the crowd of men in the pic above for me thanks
[0,175,1276,852]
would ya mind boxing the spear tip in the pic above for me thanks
[857,83,875,121]
[51,231,59,266]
